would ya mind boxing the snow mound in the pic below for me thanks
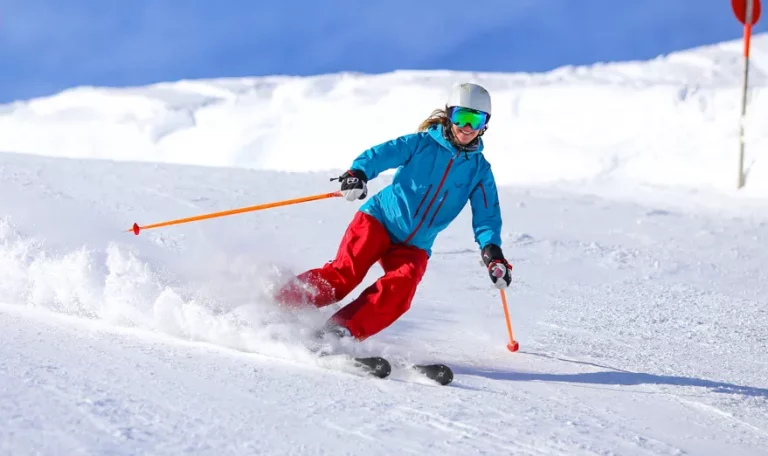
[1,35,767,194]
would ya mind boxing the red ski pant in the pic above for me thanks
[276,211,428,340]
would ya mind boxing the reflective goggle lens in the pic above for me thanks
[449,107,489,130]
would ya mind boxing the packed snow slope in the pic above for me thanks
[0,37,767,455]
[1,34,768,194]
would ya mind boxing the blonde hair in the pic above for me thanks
[417,108,449,132]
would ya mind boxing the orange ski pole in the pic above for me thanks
[500,289,519,352]
[127,191,342,235]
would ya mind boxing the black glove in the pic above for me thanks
[334,169,368,201]
[481,244,512,289]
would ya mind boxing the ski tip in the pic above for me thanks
[354,357,391,379]
[415,363,454,386]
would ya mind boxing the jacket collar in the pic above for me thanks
[428,124,484,155]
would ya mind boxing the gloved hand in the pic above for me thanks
[481,244,512,289]
[335,169,368,201]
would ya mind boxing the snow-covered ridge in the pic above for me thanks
[1,35,767,194]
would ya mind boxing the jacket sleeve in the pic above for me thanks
[469,164,503,250]
[349,133,422,180]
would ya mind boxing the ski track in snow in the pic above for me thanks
[0,149,766,455]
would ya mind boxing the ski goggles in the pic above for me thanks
[449,107,489,130]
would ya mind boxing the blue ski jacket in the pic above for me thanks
[350,124,503,256]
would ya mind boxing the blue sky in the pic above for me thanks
[1,0,765,103]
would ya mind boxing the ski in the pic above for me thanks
[306,336,448,383]
[413,363,454,386]
[352,356,392,379]
[349,359,453,385]
[319,354,451,384]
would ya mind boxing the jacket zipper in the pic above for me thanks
[478,182,488,209]
[428,190,449,228]
[413,184,432,218]
[404,157,455,244]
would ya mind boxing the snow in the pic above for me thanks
[3,35,768,195]
[0,35,767,455]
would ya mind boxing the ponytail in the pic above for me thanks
[417,108,449,132]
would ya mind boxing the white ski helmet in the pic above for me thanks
[446,83,492,116]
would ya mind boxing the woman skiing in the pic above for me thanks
[276,82,512,341]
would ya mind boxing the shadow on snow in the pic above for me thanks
[453,352,768,398]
